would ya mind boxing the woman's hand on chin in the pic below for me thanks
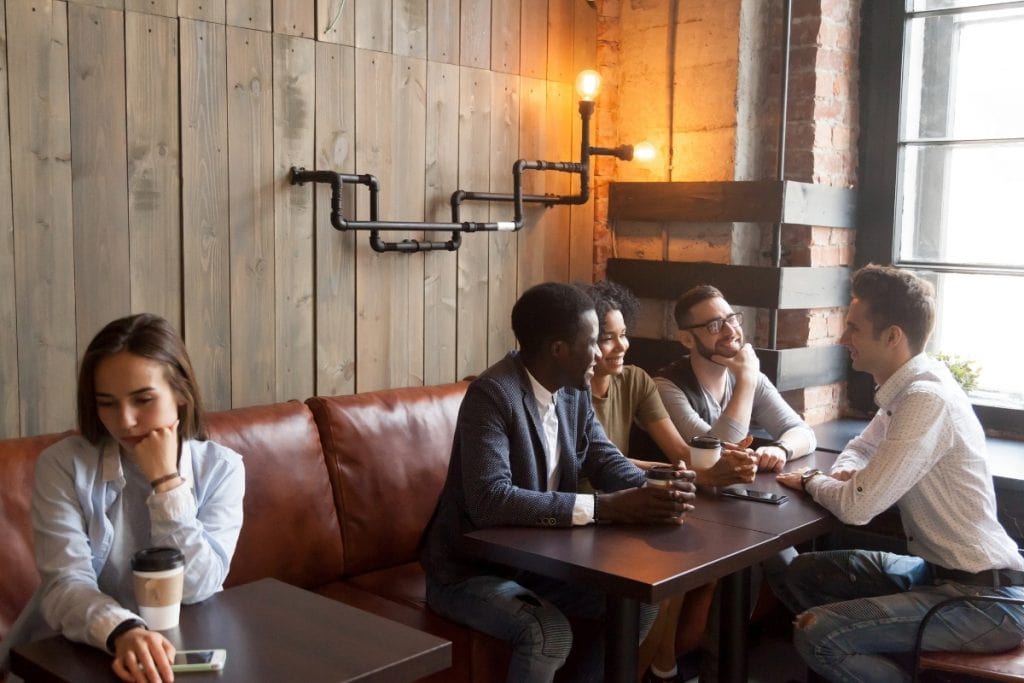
[134,419,180,485]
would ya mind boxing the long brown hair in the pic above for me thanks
[77,313,207,443]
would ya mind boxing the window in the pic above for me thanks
[859,0,1024,426]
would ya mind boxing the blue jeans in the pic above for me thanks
[426,573,658,682]
[785,549,1024,683]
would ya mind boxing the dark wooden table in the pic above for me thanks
[464,450,839,683]
[10,578,451,683]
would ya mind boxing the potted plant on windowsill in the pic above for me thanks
[931,352,981,393]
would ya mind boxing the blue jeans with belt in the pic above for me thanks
[785,549,1024,683]
[426,573,658,683]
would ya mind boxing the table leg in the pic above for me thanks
[718,567,752,683]
[606,595,639,683]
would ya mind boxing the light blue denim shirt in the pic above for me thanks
[1,435,244,666]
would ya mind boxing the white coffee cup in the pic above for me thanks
[131,547,185,631]
[688,435,722,470]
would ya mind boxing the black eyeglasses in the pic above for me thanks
[684,312,743,335]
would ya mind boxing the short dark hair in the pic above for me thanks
[511,282,595,359]
[673,284,725,329]
[582,280,640,334]
[850,264,935,354]
[78,313,207,443]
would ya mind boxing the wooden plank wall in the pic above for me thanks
[0,0,599,438]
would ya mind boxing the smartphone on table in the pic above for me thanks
[171,649,227,673]
[720,487,788,505]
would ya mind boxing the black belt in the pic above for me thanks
[933,566,1024,588]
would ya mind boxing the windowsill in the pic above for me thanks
[813,418,1024,492]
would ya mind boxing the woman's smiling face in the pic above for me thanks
[593,309,629,378]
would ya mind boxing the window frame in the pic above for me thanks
[855,0,1023,434]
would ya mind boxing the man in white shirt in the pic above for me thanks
[777,264,1024,682]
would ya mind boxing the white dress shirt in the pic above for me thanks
[806,353,1023,573]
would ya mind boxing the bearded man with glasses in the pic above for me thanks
[649,285,817,470]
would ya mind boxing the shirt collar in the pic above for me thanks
[875,352,930,408]
[525,367,557,409]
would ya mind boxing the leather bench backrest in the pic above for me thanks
[307,382,469,577]
[0,431,72,642]
[208,401,346,589]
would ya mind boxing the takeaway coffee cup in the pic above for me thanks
[688,435,722,470]
[131,547,185,631]
[645,464,676,489]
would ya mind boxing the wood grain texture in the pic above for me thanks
[423,60,459,385]
[460,0,490,68]
[314,42,357,396]
[273,0,313,37]
[569,1,595,283]
[69,3,131,351]
[353,49,394,391]
[8,0,77,435]
[273,33,316,401]
[520,0,548,79]
[181,19,231,410]
[226,0,271,30]
[316,0,353,45]
[125,0,176,17]
[542,80,571,283]
[490,0,520,74]
[515,76,547,295]
[572,0,596,74]
[456,66,491,380]
[178,0,225,23]
[227,26,275,406]
[488,71,519,364]
[427,0,458,64]
[545,0,572,83]
[72,0,123,9]
[355,0,390,52]
[393,0,426,58]
[0,0,20,437]
[126,11,181,327]
[389,54,426,386]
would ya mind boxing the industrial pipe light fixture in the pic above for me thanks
[291,70,650,254]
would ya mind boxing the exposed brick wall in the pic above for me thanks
[593,0,861,425]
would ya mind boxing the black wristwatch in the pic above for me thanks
[106,617,147,653]
[800,469,823,492]
[769,440,794,460]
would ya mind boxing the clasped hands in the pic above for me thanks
[597,468,697,525]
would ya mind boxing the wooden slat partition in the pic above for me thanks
[0,0,602,437]
[609,180,857,228]
[606,259,851,310]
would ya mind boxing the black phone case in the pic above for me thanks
[720,487,788,505]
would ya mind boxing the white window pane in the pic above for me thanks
[903,7,1024,140]
[899,142,1024,266]
[917,271,1024,408]
[912,0,1021,10]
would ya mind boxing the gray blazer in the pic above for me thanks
[420,351,645,585]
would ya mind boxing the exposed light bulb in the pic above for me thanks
[575,70,602,102]
[632,141,656,162]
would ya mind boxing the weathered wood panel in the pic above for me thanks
[546,0,572,83]
[226,0,271,30]
[0,0,20,437]
[314,42,357,396]
[569,0,596,283]
[126,0,174,15]
[460,0,490,69]
[273,33,316,401]
[387,54,426,386]
[355,0,390,52]
[353,49,395,391]
[394,0,427,58]
[126,11,181,328]
[488,71,519,364]
[273,0,313,38]
[456,67,491,380]
[8,0,76,435]
[516,76,547,295]
[181,19,231,409]
[423,60,460,385]
[69,4,131,351]
[316,0,354,45]
[427,0,459,64]
[226,26,275,406]
[490,0,520,74]
[178,0,224,23]
[520,0,547,79]
[74,0,123,9]
[542,80,571,283]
